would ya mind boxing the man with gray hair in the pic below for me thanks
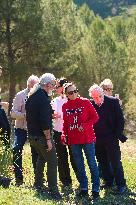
[11,74,39,186]
[88,84,127,194]
[25,73,61,200]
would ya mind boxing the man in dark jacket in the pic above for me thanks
[88,84,127,194]
[25,73,61,201]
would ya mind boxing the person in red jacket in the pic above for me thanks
[61,82,100,199]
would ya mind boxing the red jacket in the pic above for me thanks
[61,97,99,145]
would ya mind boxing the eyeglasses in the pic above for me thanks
[67,89,78,95]
[104,88,113,92]
[55,85,62,89]
[50,81,56,87]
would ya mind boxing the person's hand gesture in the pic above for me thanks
[78,125,84,132]
[47,139,52,151]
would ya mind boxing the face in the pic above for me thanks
[28,79,39,90]
[91,90,104,105]
[66,85,78,100]
[55,81,63,95]
[103,87,113,96]
[46,80,56,96]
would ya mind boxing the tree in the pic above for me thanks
[0,0,43,112]
[74,0,136,18]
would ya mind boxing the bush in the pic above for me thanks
[0,140,12,177]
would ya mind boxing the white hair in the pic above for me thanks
[88,84,104,97]
[28,73,55,97]
[39,73,56,86]
[27,74,39,86]
[100,78,113,89]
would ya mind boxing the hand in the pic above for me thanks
[53,112,61,119]
[47,140,52,151]
[61,135,67,145]
[62,140,67,146]
[118,134,128,143]
[78,125,84,132]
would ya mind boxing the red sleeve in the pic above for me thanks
[82,100,99,128]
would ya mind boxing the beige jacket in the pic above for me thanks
[11,88,29,130]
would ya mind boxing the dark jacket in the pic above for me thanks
[91,96,126,141]
[25,88,52,136]
[0,106,11,147]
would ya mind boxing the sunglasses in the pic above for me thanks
[55,85,62,89]
[67,89,78,95]
[104,88,113,91]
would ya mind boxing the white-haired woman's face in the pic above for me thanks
[103,86,113,96]
[91,90,104,105]
[28,79,39,90]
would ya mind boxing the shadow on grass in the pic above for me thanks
[25,184,136,205]
[100,187,136,205]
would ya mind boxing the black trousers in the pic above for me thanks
[53,130,78,185]
[95,137,126,188]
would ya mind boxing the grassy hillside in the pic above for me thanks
[0,139,136,205]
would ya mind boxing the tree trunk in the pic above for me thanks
[8,78,16,114]
[5,1,16,115]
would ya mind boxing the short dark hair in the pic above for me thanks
[58,78,68,87]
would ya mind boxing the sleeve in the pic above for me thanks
[113,99,125,138]
[61,104,68,144]
[82,100,99,129]
[39,99,52,131]
[1,109,11,148]
[51,99,56,111]
[11,94,25,119]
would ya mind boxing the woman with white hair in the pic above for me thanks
[100,79,113,96]
[100,78,122,105]
[88,84,127,194]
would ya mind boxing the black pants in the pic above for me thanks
[53,130,78,185]
[29,135,58,191]
[95,137,126,188]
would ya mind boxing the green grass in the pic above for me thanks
[0,139,136,205]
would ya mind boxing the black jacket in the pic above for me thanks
[0,107,11,147]
[25,88,52,136]
[91,96,127,142]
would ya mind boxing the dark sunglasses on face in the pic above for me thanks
[67,89,78,95]
[104,88,113,91]
[55,85,62,89]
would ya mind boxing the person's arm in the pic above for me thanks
[51,98,61,119]
[43,129,52,151]
[81,100,99,130]
[11,94,26,119]
[113,99,125,141]
[39,99,53,151]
